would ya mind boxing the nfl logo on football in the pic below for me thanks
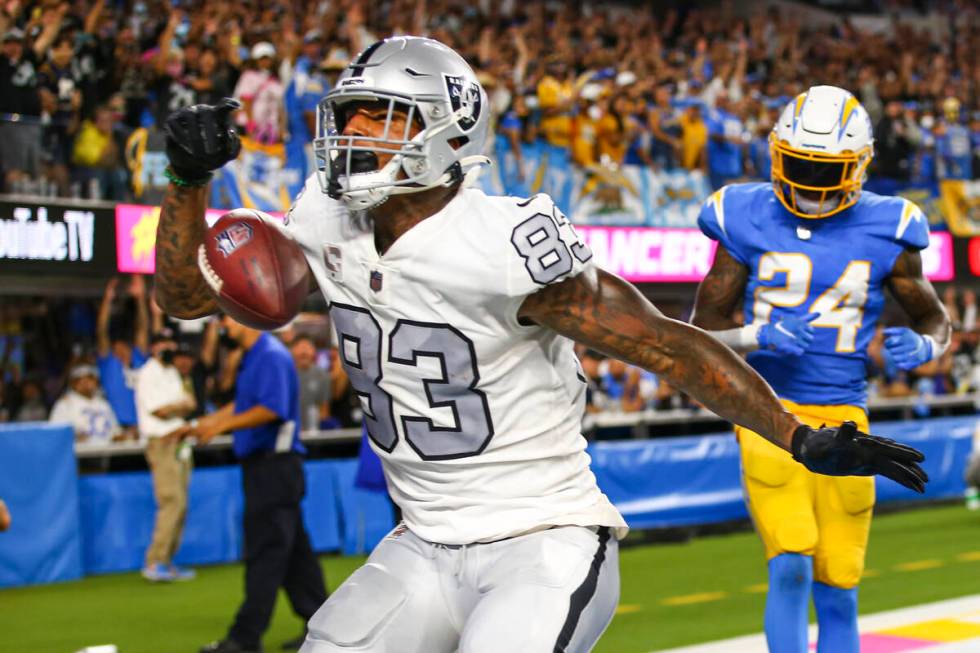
[215,223,254,258]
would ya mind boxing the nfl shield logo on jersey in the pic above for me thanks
[369,270,383,292]
[215,222,253,257]
[444,74,482,132]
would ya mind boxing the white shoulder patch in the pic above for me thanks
[710,187,728,237]
[895,199,924,241]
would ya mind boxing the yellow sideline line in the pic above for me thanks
[661,591,728,606]
[615,604,642,614]
[657,552,975,608]
[893,560,944,572]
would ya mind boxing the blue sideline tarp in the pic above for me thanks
[0,415,973,585]
[587,415,976,529]
[0,423,83,587]
[77,458,388,575]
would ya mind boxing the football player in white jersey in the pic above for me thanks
[154,37,927,653]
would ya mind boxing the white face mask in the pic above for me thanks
[795,192,844,216]
[795,195,825,215]
[587,105,602,121]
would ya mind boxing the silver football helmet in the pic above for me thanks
[314,36,491,210]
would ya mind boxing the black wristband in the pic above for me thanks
[790,425,811,462]
[165,166,213,188]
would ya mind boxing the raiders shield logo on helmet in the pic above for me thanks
[444,74,482,132]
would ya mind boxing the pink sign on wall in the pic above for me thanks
[576,226,718,283]
[576,226,955,284]
[116,205,283,274]
[922,232,954,282]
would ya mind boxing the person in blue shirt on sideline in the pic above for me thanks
[935,97,973,181]
[96,276,149,439]
[188,315,328,653]
[705,91,746,190]
[283,30,329,198]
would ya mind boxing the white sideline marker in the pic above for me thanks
[650,594,980,653]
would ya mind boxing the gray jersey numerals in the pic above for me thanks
[510,210,592,285]
[331,304,494,460]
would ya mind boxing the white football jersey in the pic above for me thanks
[286,177,628,544]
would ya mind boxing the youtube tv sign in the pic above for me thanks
[577,226,954,283]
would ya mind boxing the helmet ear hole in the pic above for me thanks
[449,136,469,150]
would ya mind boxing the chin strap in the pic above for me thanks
[338,154,493,210]
[383,155,492,197]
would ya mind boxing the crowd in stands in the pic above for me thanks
[2,278,980,440]
[0,277,351,444]
[0,0,978,203]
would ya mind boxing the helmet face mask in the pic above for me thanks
[315,94,431,209]
[313,37,490,211]
[769,86,874,220]
[770,135,872,219]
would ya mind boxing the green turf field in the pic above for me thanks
[1,504,978,653]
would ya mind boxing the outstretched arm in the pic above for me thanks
[154,184,218,318]
[154,98,242,318]
[519,268,801,450]
[520,268,928,491]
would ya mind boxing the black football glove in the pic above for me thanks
[792,421,928,493]
[164,97,242,183]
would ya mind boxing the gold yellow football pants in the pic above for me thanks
[735,400,874,589]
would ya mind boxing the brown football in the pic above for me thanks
[197,209,309,330]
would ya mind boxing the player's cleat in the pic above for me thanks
[169,564,196,581]
[792,421,928,492]
[200,639,264,653]
[140,563,176,582]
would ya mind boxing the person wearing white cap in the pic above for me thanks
[49,365,120,443]
[233,41,285,144]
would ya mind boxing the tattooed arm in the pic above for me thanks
[519,268,801,450]
[887,249,951,346]
[154,184,219,319]
[690,245,747,331]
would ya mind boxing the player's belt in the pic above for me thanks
[427,525,604,549]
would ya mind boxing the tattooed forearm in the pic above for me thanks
[520,269,801,449]
[691,245,747,330]
[154,183,219,319]
[887,249,951,346]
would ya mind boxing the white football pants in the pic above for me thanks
[299,524,619,653]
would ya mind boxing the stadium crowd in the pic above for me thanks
[1,277,980,439]
[0,0,978,201]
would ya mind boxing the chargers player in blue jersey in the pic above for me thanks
[692,85,951,653]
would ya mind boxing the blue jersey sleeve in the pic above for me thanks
[894,199,930,252]
[300,78,325,114]
[499,111,521,132]
[697,187,748,264]
[250,352,293,421]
